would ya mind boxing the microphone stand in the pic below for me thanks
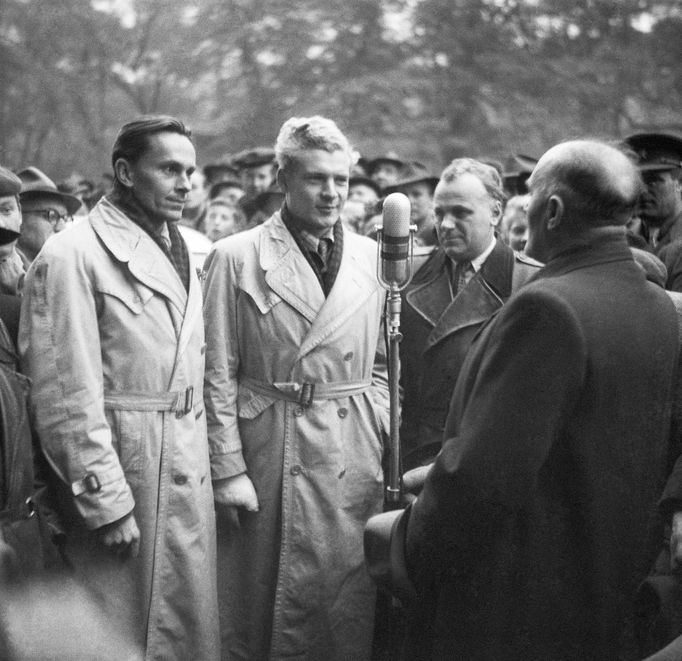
[376,225,417,511]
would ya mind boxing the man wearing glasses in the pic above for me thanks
[16,166,80,267]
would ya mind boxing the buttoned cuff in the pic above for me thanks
[211,449,248,480]
[72,472,135,530]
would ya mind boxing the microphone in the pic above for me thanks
[378,192,413,290]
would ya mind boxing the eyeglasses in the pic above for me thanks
[28,209,73,226]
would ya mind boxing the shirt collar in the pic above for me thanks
[470,235,497,272]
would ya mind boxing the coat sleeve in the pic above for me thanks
[404,288,587,584]
[18,247,134,530]
[202,245,248,480]
[370,311,390,438]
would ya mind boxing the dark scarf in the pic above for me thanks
[108,185,190,292]
[281,205,344,296]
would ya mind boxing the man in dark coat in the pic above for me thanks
[399,158,541,471]
[366,139,682,660]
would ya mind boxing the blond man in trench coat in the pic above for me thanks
[204,116,390,660]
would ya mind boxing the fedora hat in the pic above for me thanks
[17,167,81,215]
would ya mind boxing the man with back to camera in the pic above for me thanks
[399,158,540,472]
[19,115,219,660]
[203,115,390,660]
[366,139,682,660]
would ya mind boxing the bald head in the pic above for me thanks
[529,140,643,228]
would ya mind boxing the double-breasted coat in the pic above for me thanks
[400,239,541,470]
[393,234,682,660]
[203,212,390,660]
[19,197,219,661]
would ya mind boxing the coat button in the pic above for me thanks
[344,352,353,361]
[290,465,302,476]
[174,475,188,485]
[294,406,304,417]
[338,407,348,418]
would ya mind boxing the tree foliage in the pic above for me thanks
[1,0,681,179]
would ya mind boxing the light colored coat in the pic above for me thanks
[19,197,219,661]
[203,212,390,660]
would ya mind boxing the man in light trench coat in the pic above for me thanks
[19,116,219,660]
[203,115,390,660]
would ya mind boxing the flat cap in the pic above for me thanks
[503,154,538,195]
[18,166,81,214]
[232,147,276,169]
[0,166,22,197]
[383,161,439,195]
[623,132,682,172]
[364,153,404,175]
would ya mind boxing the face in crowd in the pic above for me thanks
[433,172,501,264]
[205,200,244,242]
[242,164,275,198]
[278,149,350,236]
[0,193,21,258]
[18,194,71,260]
[117,131,197,224]
[370,162,401,190]
[639,169,682,227]
[502,194,530,252]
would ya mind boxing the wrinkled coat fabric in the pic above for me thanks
[404,235,681,660]
[399,240,541,470]
[19,197,219,661]
[203,212,390,660]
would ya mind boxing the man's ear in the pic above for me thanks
[490,199,503,227]
[546,195,564,231]
[114,158,134,188]
[276,167,287,193]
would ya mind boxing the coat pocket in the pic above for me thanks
[95,273,154,315]
[107,409,151,481]
[237,279,282,315]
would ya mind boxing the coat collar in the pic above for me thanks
[89,197,188,315]
[407,239,515,349]
[259,212,380,359]
[530,231,633,283]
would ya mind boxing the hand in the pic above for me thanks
[99,512,140,558]
[213,473,259,512]
[402,464,432,494]
[671,511,682,571]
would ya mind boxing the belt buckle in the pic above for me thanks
[298,383,315,408]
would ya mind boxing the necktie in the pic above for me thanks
[316,238,332,270]
[454,261,472,294]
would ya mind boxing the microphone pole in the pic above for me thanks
[376,192,416,510]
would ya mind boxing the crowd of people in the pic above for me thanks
[1,112,682,661]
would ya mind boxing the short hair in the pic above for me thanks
[530,140,644,227]
[274,116,353,172]
[111,115,192,170]
[438,158,507,205]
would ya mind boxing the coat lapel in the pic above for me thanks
[298,230,378,359]
[261,214,324,324]
[405,252,453,327]
[90,198,188,317]
[424,239,513,350]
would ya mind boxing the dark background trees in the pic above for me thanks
[1,0,681,180]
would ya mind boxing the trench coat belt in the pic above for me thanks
[69,388,198,498]
[240,376,372,408]
[103,386,195,417]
